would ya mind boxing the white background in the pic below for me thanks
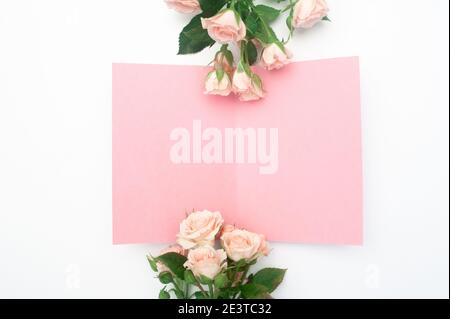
[0,0,448,298]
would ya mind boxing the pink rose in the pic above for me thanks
[232,69,265,102]
[204,69,232,96]
[261,43,293,71]
[201,10,246,44]
[293,0,329,29]
[257,234,270,257]
[176,210,224,249]
[214,51,234,75]
[157,245,187,273]
[164,0,201,14]
[220,224,236,237]
[184,246,227,279]
[221,229,270,262]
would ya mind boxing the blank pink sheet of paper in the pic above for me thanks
[112,57,363,245]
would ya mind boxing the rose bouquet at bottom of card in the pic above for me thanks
[147,210,286,299]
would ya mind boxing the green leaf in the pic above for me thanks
[158,271,173,284]
[146,255,158,272]
[178,15,214,55]
[235,0,250,20]
[171,288,185,299]
[251,268,286,293]
[254,5,280,23]
[184,269,197,285]
[199,274,213,285]
[199,0,227,18]
[214,273,229,289]
[159,289,170,299]
[194,291,207,299]
[157,252,188,279]
[217,286,240,299]
[240,283,271,299]
[322,16,331,22]
[244,13,259,37]
[245,40,258,66]
[253,19,279,44]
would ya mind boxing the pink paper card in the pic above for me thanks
[112,57,363,245]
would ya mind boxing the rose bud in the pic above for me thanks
[214,50,234,75]
[292,0,329,29]
[232,68,265,102]
[164,0,201,14]
[204,69,233,97]
[260,43,293,71]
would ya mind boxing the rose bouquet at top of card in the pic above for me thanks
[147,210,286,299]
[164,0,330,101]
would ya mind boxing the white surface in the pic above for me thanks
[0,0,448,299]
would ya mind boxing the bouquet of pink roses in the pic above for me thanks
[165,0,329,101]
[147,210,286,299]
